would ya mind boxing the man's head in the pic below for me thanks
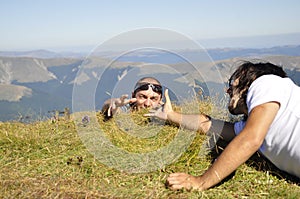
[227,62,287,115]
[131,77,163,110]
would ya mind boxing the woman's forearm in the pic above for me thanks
[167,111,212,133]
[197,131,262,190]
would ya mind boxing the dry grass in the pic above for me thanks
[0,100,299,198]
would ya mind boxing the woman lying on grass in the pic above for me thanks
[146,61,300,191]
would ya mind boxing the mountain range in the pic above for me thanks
[1,45,300,122]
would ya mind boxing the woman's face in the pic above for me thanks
[227,78,248,115]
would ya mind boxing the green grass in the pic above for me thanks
[0,100,299,198]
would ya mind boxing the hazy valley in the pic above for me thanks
[1,45,300,122]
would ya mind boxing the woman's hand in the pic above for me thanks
[167,173,203,191]
[144,89,173,121]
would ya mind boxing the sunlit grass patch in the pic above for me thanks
[0,98,299,198]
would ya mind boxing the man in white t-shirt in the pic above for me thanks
[146,62,300,191]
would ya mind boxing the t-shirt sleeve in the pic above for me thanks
[247,75,286,114]
[234,120,246,135]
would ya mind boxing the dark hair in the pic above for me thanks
[229,61,287,105]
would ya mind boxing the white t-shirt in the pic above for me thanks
[234,75,300,178]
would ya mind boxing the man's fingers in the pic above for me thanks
[117,97,136,106]
[164,89,171,103]
[148,109,157,113]
[111,101,116,109]
[128,98,137,104]
[144,113,154,117]
[120,94,129,101]
[122,99,130,105]
[107,106,112,117]
[144,109,157,117]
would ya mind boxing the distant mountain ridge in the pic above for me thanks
[1,45,300,122]
[0,49,86,59]
[1,45,300,60]
[207,45,300,60]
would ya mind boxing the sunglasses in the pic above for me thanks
[133,83,163,95]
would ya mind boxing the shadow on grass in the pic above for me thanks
[209,138,300,186]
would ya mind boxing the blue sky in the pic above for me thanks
[1,0,300,51]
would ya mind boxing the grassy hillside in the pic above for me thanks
[0,84,32,101]
[0,99,299,198]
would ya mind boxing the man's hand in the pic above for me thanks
[144,89,173,121]
[107,94,137,117]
